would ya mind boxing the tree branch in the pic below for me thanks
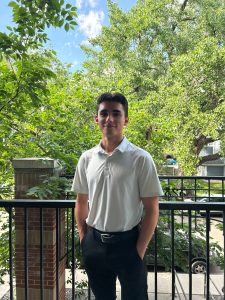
[172,0,190,32]
[198,153,221,166]
[7,122,49,156]
[194,134,216,156]
[181,17,196,22]
[181,0,189,11]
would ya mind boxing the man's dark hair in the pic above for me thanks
[96,92,128,117]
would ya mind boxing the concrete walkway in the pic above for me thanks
[74,270,224,299]
[0,270,224,299]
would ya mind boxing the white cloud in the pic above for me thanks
[64,42,72,47]
[76,0,98,10]
[80,40,91,46]
[78,10,104,39]
[71,60,79,67]
[64,41,79,48]
[76,0,83,9]
[88,0,98,8]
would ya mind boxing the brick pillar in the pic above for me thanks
[12,158,66,300]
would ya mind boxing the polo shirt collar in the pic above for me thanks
[116,137,129,153]
[94,137,129,154]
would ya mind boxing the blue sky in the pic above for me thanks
[0,0,136,72]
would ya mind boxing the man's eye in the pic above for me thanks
[100,112,108,117]
[112,112,121,117]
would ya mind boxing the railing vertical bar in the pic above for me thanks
[24,207,28,300]
[167,178,170,201]
[154,226,158,300]
[9,207,14,300]
[223,210,225,299]
[56,208,59,300]
[40,208,44,300]
[66,208,69,268]
[208,179,211,200]
[88,283,91,299]
[181,177,184,200]
[167,178,171,227]
[72,207,75,299]
[171,210,175,299]
[206,210,210,300]
[222,178,224,197]
[222,176,225,300]
[188,209,192,300]
[181,178,184,227]
[194,178,197,230]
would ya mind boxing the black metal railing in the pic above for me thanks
[159,175,225,202]
[0,175,225,299]
[0,200,224,299]
[158,201,225,300]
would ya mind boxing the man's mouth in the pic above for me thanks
[104,125,114,128]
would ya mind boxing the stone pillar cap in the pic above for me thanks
[12,158,60,169]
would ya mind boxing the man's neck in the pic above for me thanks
[100,136,124,154]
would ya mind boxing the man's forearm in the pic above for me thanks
[136,197,159,259]
[75,195,89,241]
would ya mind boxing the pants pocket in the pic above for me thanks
[80,227,89,249]
[134,247,144,262]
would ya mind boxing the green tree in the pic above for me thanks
[0,0,78,197]
[80,0,225,174]
[158,37,225,174]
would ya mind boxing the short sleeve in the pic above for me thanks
[71,154,89,194]
[138,153,164,198]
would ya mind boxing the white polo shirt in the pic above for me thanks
[72,137,163,232]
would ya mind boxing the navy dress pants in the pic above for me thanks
[81,226,148,300]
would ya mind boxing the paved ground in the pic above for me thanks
[0,269,224,299]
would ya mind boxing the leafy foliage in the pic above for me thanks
[27,176,73,199]
[81,0,225,174]
[0,1,79,195]
[0,0,77,59]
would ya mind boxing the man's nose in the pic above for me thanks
[106,114,113,122]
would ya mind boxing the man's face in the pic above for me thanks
[95,101,128,139]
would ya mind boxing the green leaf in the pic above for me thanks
[70,21,77,26]
[6,26,13,31]
[59,19,64,27]
[66,3,72,9]
[51,0,61,11]
[8,1,17,8]
[69,11,77,17]
[64,23,69,32]
[66,15,73,21]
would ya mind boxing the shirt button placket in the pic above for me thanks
[104,157,110,176]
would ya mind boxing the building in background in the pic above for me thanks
[198,141,225,176]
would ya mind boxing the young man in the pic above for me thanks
[72,92,163,300]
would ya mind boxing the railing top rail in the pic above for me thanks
[159,175,225,180]
[0,200,225,211]
[0,199,75,208]
[160,201,225,210]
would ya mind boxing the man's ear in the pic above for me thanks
[124,117,129,126]
[95,115,99,124]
